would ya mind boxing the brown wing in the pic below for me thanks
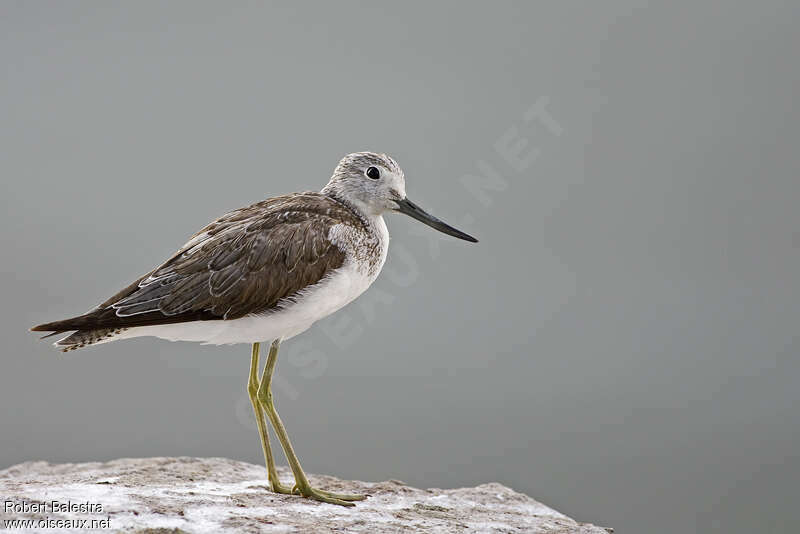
[32,193,360,332]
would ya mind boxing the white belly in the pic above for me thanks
[115,260,377,345]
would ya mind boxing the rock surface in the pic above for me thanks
[0,457,609,533]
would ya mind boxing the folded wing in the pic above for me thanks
[31,193,357,333]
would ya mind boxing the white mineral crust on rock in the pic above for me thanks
[0,457,609,533]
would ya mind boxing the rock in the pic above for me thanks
[0,457,610,533]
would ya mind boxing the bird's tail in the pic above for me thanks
[55,328,126,351]
[31,314,127,352]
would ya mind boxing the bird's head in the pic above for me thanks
[322,152,477,242]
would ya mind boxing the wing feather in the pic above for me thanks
[32,193,361,333]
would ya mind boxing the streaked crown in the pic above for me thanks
[322,152,407,216]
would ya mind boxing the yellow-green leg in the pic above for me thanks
[248,342,292,494]
[257,339,367,506]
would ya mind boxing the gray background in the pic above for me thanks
[2,2,798,533]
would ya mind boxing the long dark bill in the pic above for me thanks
[394,198,478,243]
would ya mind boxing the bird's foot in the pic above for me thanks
[292,483,367,506]
[268,479,294,495]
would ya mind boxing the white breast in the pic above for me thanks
[114,215,390,346]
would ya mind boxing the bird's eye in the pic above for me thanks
[365,166,381,180]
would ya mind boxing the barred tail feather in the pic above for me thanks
[54,328,128,352]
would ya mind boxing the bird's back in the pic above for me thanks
[32,192,387,349]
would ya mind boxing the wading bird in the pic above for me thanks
[32,152,477,506]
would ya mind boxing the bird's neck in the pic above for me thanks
[322,189,376,225]
[322,189,390,251]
